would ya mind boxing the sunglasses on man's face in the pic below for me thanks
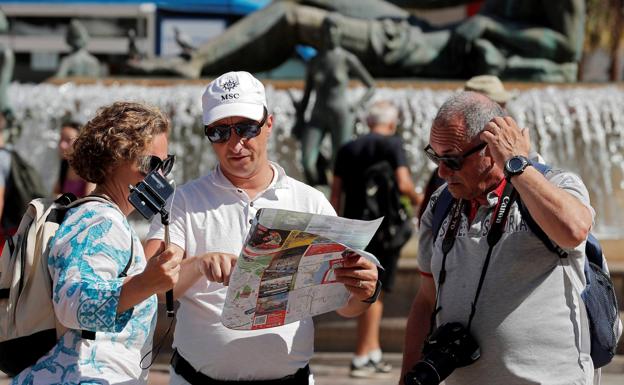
[424,142,487,171]
[204,108,268,144]
[138,154,176,176]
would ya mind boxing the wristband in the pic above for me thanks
[362,279,382,304]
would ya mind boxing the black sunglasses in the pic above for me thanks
[138,154,176,176]
[204,108,268,143]
[424,142,487,171]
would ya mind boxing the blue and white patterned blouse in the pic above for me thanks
[12,202,157,385]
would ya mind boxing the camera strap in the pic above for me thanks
[467,181,517,330]
[429,198,465,335]
[429,180,517,335]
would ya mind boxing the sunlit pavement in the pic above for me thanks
[146,353,624,385]
[2,353,622,384]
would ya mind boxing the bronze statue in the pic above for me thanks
[55,19,102,78]
[295,14,375,185]
[129,0,585,82]
[127,29,144,61]
[174,27,196,60]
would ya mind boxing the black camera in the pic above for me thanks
[128,169,176,317]
[128,170,174,220]
[404,322,480,385]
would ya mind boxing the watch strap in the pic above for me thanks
[504,155,531,178]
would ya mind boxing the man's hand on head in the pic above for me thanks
[196,252,238,286]
[480,116,531,167]
[333,252,378,301]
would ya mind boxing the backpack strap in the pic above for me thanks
[516,162,595,261]
[46,193,107,226]
[522,163,599,359]
[45,193,79,224]
[516,162,604,282]
[584,233,604,268]
[66,194,113,210]
[431,186,455,244]
[515,162,567,254]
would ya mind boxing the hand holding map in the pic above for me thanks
[221,208,382,330]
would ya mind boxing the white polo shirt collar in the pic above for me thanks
[210,161,290,194]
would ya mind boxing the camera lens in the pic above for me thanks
[404,360,440,385]
[404,346,464,385]
[405,322,481,385]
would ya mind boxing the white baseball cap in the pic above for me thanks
[202,71,267,126]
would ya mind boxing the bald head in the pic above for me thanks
[433,91,505,142]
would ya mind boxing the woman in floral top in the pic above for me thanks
[13,102,182,385]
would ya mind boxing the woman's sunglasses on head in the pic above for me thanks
[138,154,176,176]
[204,108,268,144]
[423,142,487,171]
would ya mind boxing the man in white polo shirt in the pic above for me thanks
[145,71,379,385]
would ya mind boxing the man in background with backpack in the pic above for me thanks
[331,100,422,378]
[400,91,599,384]
[0,110,47,254]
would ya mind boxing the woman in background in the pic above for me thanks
[54,121,95,197]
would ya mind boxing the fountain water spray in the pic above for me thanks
[10,83,624,237]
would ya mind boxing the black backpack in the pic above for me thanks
[361,161,413,253]
[1,148,47,230]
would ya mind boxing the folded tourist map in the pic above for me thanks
[222,208,382,330]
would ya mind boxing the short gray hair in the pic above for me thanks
[367,100,399,126]
[433,91,505,141]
